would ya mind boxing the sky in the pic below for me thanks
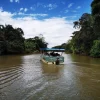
[0,0,93,47]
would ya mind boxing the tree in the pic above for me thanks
[24,38,36,53]
[91,0,100,16]
[91,0,100,39]
[65,40,73,53]
[0,24,25,54]
[65,0,100,57]
[33,35,48,51]
[52,43,66,49]
[24,35,48,53]
[72,13,94,55]
[0,25,6,54]
[90,40,100,57]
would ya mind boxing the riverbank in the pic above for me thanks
[65,52,100,58]
[0,50,41,56]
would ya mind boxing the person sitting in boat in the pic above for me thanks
[50,51,55,56]
[55,58,60,65]
[45,52,50,56]
[50,52,60,56]
[55,53,60,56]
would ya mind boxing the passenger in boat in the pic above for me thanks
[50,52,60,56]
[55,58,60,65]
[45,52,49,56]
[55,53,60,56]
[50,51,55,56]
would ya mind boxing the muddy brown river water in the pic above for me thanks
[0,54,100,100]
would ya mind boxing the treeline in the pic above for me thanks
[66,0,100,57]
[25,36,48,53]
[0,25,47,55]
[52,43,66,49]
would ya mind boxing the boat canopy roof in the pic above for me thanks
[40,48,65,52]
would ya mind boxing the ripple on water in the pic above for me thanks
[0,54,100,100]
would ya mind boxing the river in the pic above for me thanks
[0,54,100,100]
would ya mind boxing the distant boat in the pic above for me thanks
[40,48,65,65]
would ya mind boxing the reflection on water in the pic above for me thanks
[71,54,100,66]
[0,54,100,100]
[0,55,23,90]
[0,55,23,69]
[41,62,63,73]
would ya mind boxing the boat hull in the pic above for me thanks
[41,58,64,65]
[40,54,64,65]
[41,58,55,64]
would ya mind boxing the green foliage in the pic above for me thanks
[72,13,94,55]
[52,43,66,49]
[0,41,6,55]
[0,24,25,55]
[24,38,36,53]
[52,45,61,49]
[91,0,100,39]
[24,35,48,53]
[91,0,100,16]
[65,40,73,53]
[33,36,48,50]
[69,0,100,57]
[7,40,24,54]
[93,15,100,39]
[0,24,48,55]
[90,40,100,57]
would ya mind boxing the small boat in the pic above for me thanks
[40,48,65,65]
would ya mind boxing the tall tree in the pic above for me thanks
[24,35,48,53]
[91,0,100,39]
[0,24,25,54]
[72,13,94,55]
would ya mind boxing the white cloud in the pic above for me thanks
[65,10,69,13]
[37,2,42,7]
[0,10,15,20]
[0,10,76,47]
[76,6,81,9]
[66,15,77,19]
[30,7,33,10]
[10,0,13,2]
[43,4,58,10]
[62,2,65,5]
[10,0,19,3]
[0,7,3,11]
[17,12,48,17]
[29,3,57,11]
[48,4,53,8]
[31,14,48,17]
[68,3,73,8]
[18,12,24,15]
[24,8,28,12]
[19,8,28,12]
[30,6,36,11]
[72,10,77,13]
[20,8,23,11]
[15,0,19,3]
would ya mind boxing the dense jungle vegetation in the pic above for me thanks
[65,0,100,57]
[0,25,47,55]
